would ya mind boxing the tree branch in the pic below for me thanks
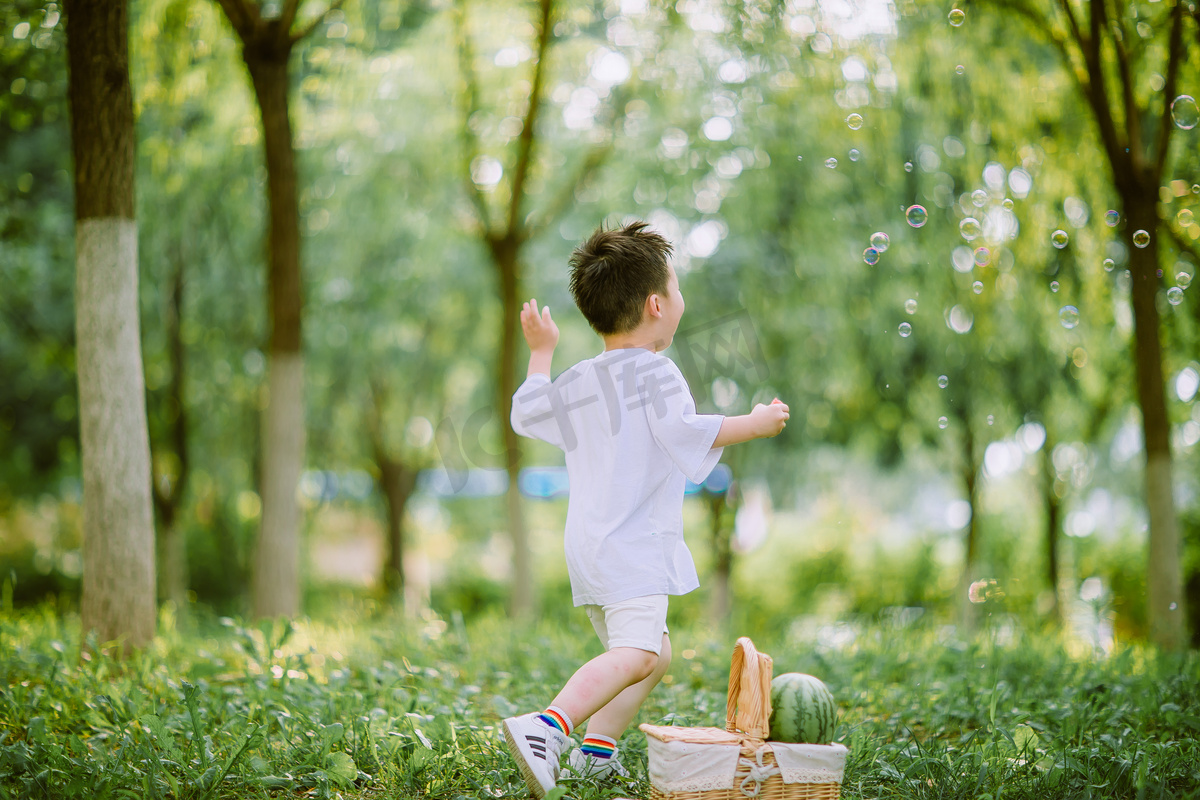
[453,0,494,238]
[291,0,346,44]
[524,80,635,240]
[1056,0,1089,57]
[279,0,301,30]
[214,0,260,40]
[526,142,613,240]
[1102,0,1141,167]
[1075,0,1126,175]
[1153,0,1186,180]
[989,0,1124,169]
[506,0,554,238]
[996,0,1088,95]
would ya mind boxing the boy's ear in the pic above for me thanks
[645,292,663,319]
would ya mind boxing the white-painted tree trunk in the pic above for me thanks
[252,352,305,618]
[1145,453,1186,648]
[77,218,157,649]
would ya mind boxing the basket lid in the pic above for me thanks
[639,723,743,745]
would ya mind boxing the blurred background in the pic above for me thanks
[2,0,1198,649]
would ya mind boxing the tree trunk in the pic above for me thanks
[153,248,190,610]
[1124,196,1186,649]
[377,454,418,601]
[494,242,534,617]
[253,354,305,618]
[242,48,307,621]
[956,417,982,629]
[1041,445,1061,623]
[66,0,157,653]
[708,492,732,627]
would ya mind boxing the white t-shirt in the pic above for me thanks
[510,348,725,606]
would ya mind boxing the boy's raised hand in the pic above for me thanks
[520,299,559,352]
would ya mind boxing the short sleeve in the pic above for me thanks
[510,373,567,450]
[642,359,725,484]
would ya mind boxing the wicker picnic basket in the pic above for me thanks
[639,637,848,800]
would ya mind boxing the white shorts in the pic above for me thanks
[583,594,669,655]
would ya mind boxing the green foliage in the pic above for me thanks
[2,605,1199,799]
[0,0,74,504]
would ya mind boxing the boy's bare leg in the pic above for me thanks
[549,643,663,729]
[581,634,672,740]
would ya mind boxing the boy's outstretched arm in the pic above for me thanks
[520,298,559,377]
[712,397,789,447]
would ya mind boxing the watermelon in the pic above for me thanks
[768,673,837,744]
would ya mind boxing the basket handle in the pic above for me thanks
[725,637,773,740]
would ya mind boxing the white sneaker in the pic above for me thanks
[503,714,569,798]
[563,746,631,781]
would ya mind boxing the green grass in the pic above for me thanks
[2,600,1199,800]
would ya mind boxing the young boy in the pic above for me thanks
[503,221,789,798]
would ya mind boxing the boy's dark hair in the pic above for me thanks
[568,221,673,335]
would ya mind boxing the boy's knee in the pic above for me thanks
[634,649,659,681]
[657,636,672,671]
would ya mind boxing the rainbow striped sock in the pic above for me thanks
[580,733,617,760]
[537,706,573,736]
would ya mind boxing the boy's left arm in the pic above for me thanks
[711,398,789,447]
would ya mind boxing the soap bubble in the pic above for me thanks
[904,161,914,173]
[959,217,981,241]
[899,322,913,337]
[1103,258,1115,272]
[952,246,974,273]
[796,156,803,162]
[973,247,990,266]
[1105,210,1120,227]
[973,280,984,294]
[870,232,890,251]
[1050,280,1059,292]
[906,205,928,227]
[1179,272,1194,289]
[1008,167,1033,198]
[1171,95,1199,130]
[955,65,965,75]
[1167,287,1184,305]
[846,113,864,130]
[1194,185,1200,195]
[987,415,994,425]
[971,189,987,207]
[947,305,973,333]
[848,149,861,162]
[948,8,965,26]
[1002,198,1014,210]
[1132,229,1150,248]
[905,298,918,314]
[825,157,838,169]
[1059,305,1080,329]
[938,416,949,429]
[863,247,880,265]
[1051,229,1069,248]
[1178,209,1195,227]
[938,375,949,388]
